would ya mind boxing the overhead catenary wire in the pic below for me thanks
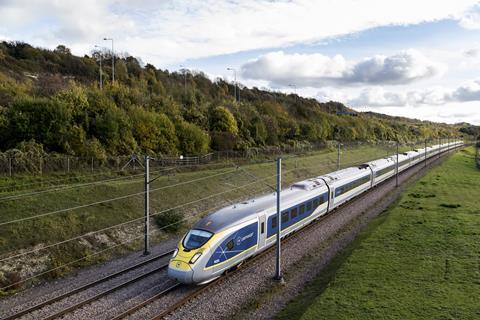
[0,168,238,227]
[0,151,389,263]
[0,161,326,263]
[0,166,183,202]
[0,196,256,292]
[0,152,395,289]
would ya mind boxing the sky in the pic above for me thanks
[1,0,480,124]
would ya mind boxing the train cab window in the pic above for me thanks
[226,239,234,250]
[291,208,298,219]
[261,222,265,234]
[313,198,319,208]
[306,201,312,211]
[299,204,305,215]
[272,216,278,229]
[183,229,213,250]
[282,211,289,223]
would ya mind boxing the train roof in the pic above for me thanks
[192,177,328,233]
[364,157,395,169]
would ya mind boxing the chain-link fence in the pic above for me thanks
[0,140,414,177]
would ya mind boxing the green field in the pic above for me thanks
[278,147,480,319]
[1,143,414,292]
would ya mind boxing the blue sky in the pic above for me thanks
[1,0,480,124]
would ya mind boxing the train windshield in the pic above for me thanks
[183,229,213,250]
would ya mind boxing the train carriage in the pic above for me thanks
[168,141,464,284]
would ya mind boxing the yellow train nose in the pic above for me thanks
[168,260,194,284]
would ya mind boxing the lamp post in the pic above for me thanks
[94,45,103,90]
[288,84,297,102]
[103,37,114,83]
[227,67,237,102]
[180,65,187,96]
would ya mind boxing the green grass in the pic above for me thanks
[278,147,480,320]
[0,143,407,293]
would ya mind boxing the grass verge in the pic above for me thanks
[278,147,480,320]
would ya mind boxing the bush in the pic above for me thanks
[0,271,23,292]
[176,121,210,155]
[153,210,184,233]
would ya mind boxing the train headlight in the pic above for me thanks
[172,248,178,258]
[189,252,202,264]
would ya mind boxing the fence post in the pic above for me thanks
[67,157,70,173]
[39,157,43,175]
[144,155,150,255]
[8,157,12,177]
[91,157,94,173]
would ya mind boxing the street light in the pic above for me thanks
[288,84,297,101]
[227,67,238,102]
[94,45,103,90]
[180,64,187,96]
[103,37,114,83]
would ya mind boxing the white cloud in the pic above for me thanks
[241,50,444,87]
[450,79,480,101]
[323,79,480,109]
[459,4,480,29]
[0,0,478,65]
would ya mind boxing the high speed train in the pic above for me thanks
[168,140,464,284]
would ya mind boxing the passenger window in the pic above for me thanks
[291,208,298,219]
[282,211,289,223]
[313,198,319,208]
[306,201,312,211]
[261,222,265,234]
[226,240,234,250]
[272,216,277,229]
[299,204,305,214]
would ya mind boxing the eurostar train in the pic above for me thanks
[168,141,464,284]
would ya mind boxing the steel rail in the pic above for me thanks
[1,250,174,320]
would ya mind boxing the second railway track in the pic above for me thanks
[2,250,174,320]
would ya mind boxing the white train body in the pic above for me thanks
[168,141,464,284]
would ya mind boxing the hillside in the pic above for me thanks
[0,41,467,159]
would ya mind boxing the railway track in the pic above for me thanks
[2,249,174,320]
[117,147,462,320]
[3,146,464,320]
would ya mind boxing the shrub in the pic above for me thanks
[153,209,184,233]
[176,121,210,155]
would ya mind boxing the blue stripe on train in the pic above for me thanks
[206,222,258,268]
[266,192,328,238]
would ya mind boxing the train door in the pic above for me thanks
[258,212,267,249]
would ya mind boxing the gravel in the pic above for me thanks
[165,152,452,320]
[0,237,178,319]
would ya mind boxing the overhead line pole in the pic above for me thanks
[144,155,150,255]
[274,158,283,282]
[396,140,399,187]
[337,142,341,170]
[424,139,427,167]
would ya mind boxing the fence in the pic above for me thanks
[476,142,480,168]
[0,140,409,177]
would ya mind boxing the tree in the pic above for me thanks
[210,106,238,135]
[130,107,178,154]
[176,121,210,155]
[54,45,71,55]
[5,98,73,152]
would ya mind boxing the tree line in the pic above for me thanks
[0,41,467,160]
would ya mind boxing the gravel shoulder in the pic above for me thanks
[166,152,452,320]
[0,237,178,319]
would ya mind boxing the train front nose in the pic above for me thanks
[168,260,194,284]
